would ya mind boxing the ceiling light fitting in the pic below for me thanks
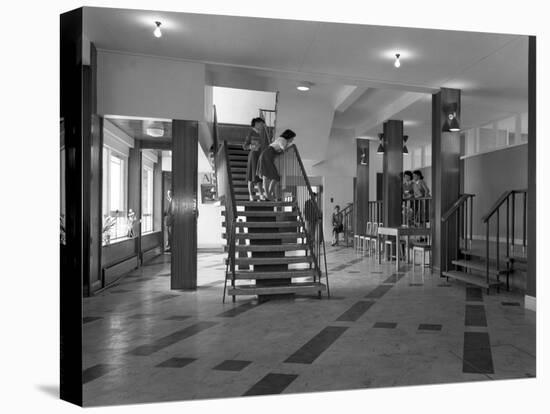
[297,81,313,91]
[146,126,164,137]
[154,21,162,38]
[394,53,401,68]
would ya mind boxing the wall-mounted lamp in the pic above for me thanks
[442,103,460,132]
[376,133,385,154]
[360,148,368,165]
[403,135,409,155]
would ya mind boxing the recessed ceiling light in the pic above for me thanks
[297,81,313,91]
[146,126,164,137]
[394,53,401,68]
[153,21,162,38]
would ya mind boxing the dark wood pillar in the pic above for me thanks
[171,120,198,289]
[432,88,461,272]
[527,36,536,302]
[354,139,369,235]
[60,7,83,406]
[128,142,142,261]
[382,120,403,227]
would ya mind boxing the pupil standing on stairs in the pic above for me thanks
[256,129,296,201]
[243,117,268,201]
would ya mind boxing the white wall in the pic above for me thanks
[197,146,222,249]
[275,88,335,163]
[213,87,276,125]
[97,51,206,120]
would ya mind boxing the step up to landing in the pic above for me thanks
[227,282,326,296]
[231,243,308,253]
[442,270,502,290]
[452,259,508,275]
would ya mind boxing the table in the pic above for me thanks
[377,226,431,271]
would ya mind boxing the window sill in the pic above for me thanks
[102,236,133,247]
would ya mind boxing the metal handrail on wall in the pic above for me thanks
[481,189,527,290]
[216,141,238,303]
[275,144,330,298]
[441,193,475,276]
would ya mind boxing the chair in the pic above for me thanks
[359,222,372,254]
[412,243,432,269]
[368,222,379,255]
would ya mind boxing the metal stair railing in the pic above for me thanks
[441,193,475,278]
[340,203,354,247]
[275,144,330,298]
[481,189,527,290]
[216,140,238,303]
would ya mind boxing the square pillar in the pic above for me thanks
[171,120,198,289]
[432,88,461,272]
[382,120,403,227]
[526,36,536,308]
[354,139,369,235]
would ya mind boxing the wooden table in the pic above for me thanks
[377,226,431,271]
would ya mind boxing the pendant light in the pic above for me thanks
[153,21,162,38]
[394,53,401,68]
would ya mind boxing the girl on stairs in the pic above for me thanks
[256,129,296,201]
[243,117,268,201]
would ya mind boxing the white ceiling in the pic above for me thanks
[84,7,529,152]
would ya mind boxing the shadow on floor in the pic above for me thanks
[36,384,59,399]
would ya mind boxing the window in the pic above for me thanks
[142,163,154,234]
[102,147,129,245]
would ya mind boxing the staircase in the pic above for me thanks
[217,141,329,302]
[441,190,528,293]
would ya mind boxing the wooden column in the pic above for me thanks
[431,88,461,272]
[382,120,403,227]
[527,36,536,302]
[354,139,369,235]
[60,7,83,406]
[171,120,198,289]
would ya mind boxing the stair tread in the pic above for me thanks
[222,211,298,217]
[223,232,305,239]
[234,221,301,228]
[233,244,308,252]
[442,270,501,288]
[229,269,316,279]
[452,259,508,274]
[227,282,326,296]
[232,256,313,265]
[237,201,295,207]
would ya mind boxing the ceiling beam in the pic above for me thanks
[355,92,427,136]
[139,139,172,150]
[334,86,369,112]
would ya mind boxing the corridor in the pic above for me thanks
[82,247,535,406]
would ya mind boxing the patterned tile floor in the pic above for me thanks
[82,247,536,406]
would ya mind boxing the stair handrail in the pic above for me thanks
[340,203,354,247]
[440,193,475,280]
[481,189,528,291]
[278,144,330,298]
[481,189,527,223]
[216,140,238,303]
[441,193,475,222]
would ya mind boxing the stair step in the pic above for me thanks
[232,256,313,266]
[232,243,308,252]
[222,210,298,218]
[237,201,295,207]
[227,282,326,296]
[223,232,305,240]
[235,221,301,228]
[228,269,317,280]
[442,270,502,289]
[452,260,508,275]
